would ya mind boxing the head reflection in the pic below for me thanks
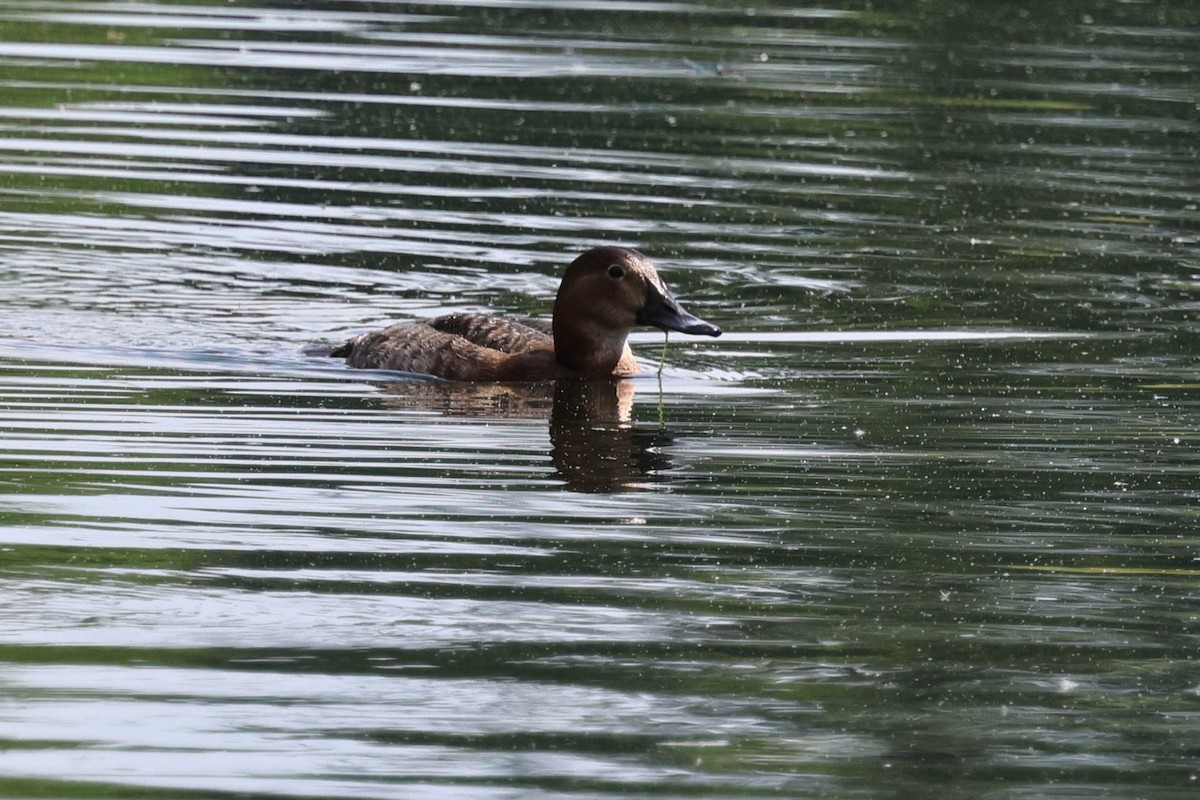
[549,380,675,492]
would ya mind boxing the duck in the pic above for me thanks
[330,246,721,381]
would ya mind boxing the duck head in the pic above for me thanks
[552,246,721,375]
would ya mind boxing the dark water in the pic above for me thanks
[1,1,1198,798]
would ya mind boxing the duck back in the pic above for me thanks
[428,313,553,352]
[332,313,557,381]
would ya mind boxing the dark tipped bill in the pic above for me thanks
[636,283,722,337]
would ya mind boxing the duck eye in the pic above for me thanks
[607,264,625,279]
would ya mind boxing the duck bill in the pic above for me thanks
[636,284,722,337]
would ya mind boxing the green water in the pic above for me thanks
[1,1,1198,798]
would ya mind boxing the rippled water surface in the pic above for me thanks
[2,1,1198,797]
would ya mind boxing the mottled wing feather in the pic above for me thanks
[427,313,553,353]
[512,317,554,336]
[334,314,557,380]
[335,323,492,380]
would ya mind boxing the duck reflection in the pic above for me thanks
[373,378,677,492]
[549,380,675,492]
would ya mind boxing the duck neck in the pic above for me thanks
[553,317,630,375]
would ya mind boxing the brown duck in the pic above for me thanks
[331,246,721,381]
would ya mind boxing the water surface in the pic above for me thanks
[1,1,1198,798]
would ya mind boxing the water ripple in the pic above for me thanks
[1,2,1198,798]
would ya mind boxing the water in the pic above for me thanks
[1,1,1198,798]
